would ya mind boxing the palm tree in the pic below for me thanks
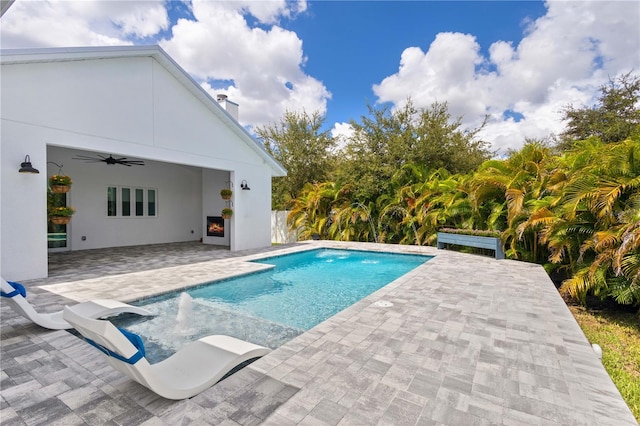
[377,164,433,245]
[288,182,342,240]
[467,142,556,262]
[613,201,640,303]
[412,171,473,245]
[557,138,640,305]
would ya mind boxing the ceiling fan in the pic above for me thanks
[72,154,145,166]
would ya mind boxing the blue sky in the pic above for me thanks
[2,1,638,153]
[284,1,548,128]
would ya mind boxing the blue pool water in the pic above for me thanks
[112,249,431,362]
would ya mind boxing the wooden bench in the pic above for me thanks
[437,232,505,260]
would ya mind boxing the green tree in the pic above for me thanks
[558,72,640,150]
[256,110,336,210]
[335,100,492,204]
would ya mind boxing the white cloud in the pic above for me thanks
[232,0,308,25]
[0,0,168,47]
[373,1,640,154]
[110,1,169,38]
[330,122,354,151]
[160,0,329,129]
[374,33,488,121]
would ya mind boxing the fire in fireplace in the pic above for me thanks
[206,216,224,237]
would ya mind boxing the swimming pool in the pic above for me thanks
[112,248,432,362]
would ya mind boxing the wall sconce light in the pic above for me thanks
[240,179,250,190]
[18,155,40,174]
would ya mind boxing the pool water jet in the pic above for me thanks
[175,292,193,333]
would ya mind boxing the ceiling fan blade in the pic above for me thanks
[72,155,103,162]
[72,154,145,166]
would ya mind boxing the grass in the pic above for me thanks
[568,303,640,421]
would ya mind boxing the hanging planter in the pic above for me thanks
[51,186,70,194]
[49,175,72,193]
[48,206,75,225]
[220,189,233,200]
[221,208,233,219]
[50,216,71,225]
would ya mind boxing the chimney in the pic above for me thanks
[216,94,239,122]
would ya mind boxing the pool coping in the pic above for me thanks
[1,241,636,425]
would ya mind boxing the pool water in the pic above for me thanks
[112,248,431,362]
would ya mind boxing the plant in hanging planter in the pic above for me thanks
[220,189,233,200]
[49,206,75,217]
[48,206,75,225]
[221,208,233,219]
[49,175,73,193]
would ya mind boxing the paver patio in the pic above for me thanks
[1,241,636,425]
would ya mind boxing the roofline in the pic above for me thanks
[1,0,15,17]
[0,45,287,176]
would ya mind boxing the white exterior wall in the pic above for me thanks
[230,165,273,251]
[271,211,298,244]
[0,125,49,279]
[202,168,231,246]
[1,49,282,280]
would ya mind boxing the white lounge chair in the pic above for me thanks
[62,305,271,400]
[1,278,152,330]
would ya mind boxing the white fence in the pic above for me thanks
[271,211,298,244]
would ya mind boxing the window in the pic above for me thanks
[107,187,117,217]
[122,188,131,216]
[135,189,144,216]
[148,189,156,216]
[107,186,157,217]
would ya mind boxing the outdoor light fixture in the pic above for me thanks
[240,180,250,190]
[18,155,39,174]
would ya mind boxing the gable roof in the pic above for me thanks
[1,0,15,17]
[0,45,286,176]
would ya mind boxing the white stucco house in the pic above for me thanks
[0,45,286,280]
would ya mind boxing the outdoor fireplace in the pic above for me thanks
[206,216,224,237]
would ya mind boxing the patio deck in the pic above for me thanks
[1,241,636,425]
